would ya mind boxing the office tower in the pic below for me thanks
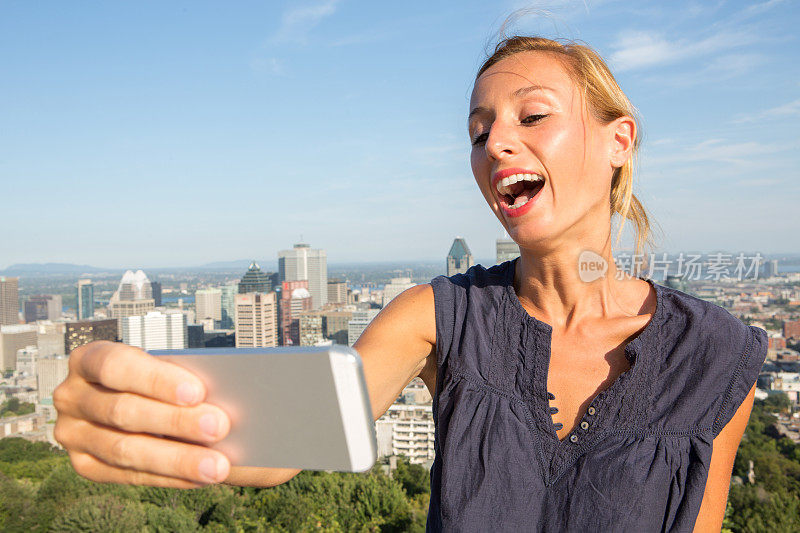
[23,295,62,323]
[0,276,20,325]
[122,311,187,351]
[16,345,37,375]
[0,324,37,371]
[766,259,779,278]
[348,309,380,347]
[382,278,416,307]
[37,357,69,402]
[220,282,238,329]
[278,243,328,309]
[109,299,155,320]
[447,237,475,276]
[187,324,205,348]
[239,262,271,294]
[117,270,153,300]
[234,292,278,348]
[195,288,222,325]
[109,270,155,319]
[279,281,313,345]
[36,321,66,357]
[320,309,353,345]
[496,238,521,264]
[151,281,162,306]
[64,319,118,353]
[298,311,324,346]
[77,279,94,320]
[328,279,348,305]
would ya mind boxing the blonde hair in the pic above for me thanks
[476,36,655,275]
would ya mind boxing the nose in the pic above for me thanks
[484,120,519,161]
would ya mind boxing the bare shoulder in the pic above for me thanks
[353,283,436,420]
[367,283,435,345]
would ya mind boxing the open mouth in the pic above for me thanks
[495,173,545,211]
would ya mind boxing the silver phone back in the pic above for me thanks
[152,345,376,472]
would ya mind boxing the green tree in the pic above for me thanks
[0,473,37,533]
[48,494,147,532]
[393,456,430,498]
[254,470,414,531]
[0,399,35,417]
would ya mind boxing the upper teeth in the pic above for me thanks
[496,173,544,195]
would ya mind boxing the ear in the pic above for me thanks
[609,116,636,169]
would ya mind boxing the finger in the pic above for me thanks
[74,341,206,406]
[76,383,230,444]
[68,450,206,488]
[64,418,231,484]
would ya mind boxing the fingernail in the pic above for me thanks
[199,413,219,438]
[198,456,219,482]
[176,382,201,405]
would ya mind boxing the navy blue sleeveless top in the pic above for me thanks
[425,260,768,532]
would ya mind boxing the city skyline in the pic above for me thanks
[2,1,798,267]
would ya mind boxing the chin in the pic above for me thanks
[505,224,552,251]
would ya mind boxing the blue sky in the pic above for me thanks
[2,0,798,268]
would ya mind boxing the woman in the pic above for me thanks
[54,36,767,532]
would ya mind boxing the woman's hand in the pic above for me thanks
[53,340,232,488]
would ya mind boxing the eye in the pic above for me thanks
[522,114,547,124]
[471,131,489,146]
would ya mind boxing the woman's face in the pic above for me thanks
[468,51,632,251]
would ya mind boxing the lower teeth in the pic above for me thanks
[509,198,529,209]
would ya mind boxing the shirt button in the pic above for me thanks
[569,434,578,443]
[580,421,589,430]
[587,406,596,415]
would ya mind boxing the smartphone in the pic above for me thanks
[151,345,377,472]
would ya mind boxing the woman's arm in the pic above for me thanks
[692,382,756,532]
[55,284,436,489]
[225,283,436,486]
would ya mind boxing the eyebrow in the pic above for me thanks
[468,84,556,120]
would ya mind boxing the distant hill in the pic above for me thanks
[0,263,113,275]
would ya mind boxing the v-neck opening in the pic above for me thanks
[501,257,664,463]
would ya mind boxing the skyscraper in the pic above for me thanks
[122,311,187,351]
[496,238,521,264]
[151,281,162,307]
[108,270,155,321]
[234,292,278,348]
[447,237,475,276]
[279,280,313,345]
[65,319,118,353]
[766,259,780,278]
[77,279,94,320]
[278,243,328,310]
[0,277,19,326]
[195,288,222,324]
[327,279,348,305]
[116,270,153,300]
[38,357,69,402]
[348,309,380,347]
[23,295,62,323]
[239,262,272,293]
[220,282,238,329]
[0,324,37,371]
[298,311,324,346]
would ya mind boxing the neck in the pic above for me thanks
[513,231,633,330]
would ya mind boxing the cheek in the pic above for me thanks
[470,149,485,177]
